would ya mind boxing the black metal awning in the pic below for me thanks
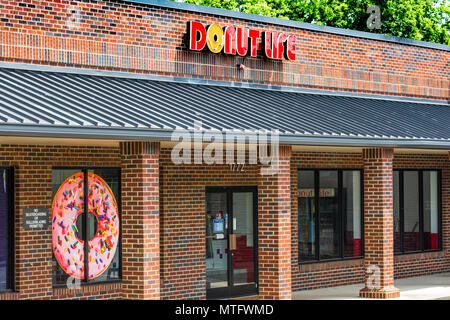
[0,66,449,148]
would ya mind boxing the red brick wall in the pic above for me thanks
[257,146,291,299]
[360,148,399,298]
[51,283,122,300]
[159,148,259,299]
[0,144,122,300]
[291,151,365,290]
[0,282,122,300]
[393,153,450,280]
[0,0,448,99]
[291,151,450,292]
[0,144,448,300]
[158,148,450,298]
[120,141,160,299]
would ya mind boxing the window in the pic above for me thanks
[0,167,13,291]
[298,169,363,262]
[52,168,121,286]
[394,170,441,253]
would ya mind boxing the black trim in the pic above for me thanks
[83,169,89,282]
[7,167,14,292]
[297,169,364,264]
[438,170,443,250]
[338,170,343,258]
[8,167,14,291]
[399,171,404,252]
[360,170,364,258]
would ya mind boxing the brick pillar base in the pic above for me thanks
[359,148,400,299]
[120,141,160,300]
[257,146,291,300]
[359,287,401,299]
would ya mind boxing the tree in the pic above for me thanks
[179,0,450,45]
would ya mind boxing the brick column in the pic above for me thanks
[360,148,400,299]
[257,146,291,300]
[120,141,160,300]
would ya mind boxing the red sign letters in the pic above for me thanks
[186,21,296,61]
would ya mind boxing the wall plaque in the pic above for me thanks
[23,208,49,229]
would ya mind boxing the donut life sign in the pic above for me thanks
[186,21,296,60]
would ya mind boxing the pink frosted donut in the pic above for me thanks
[52,172,120,280]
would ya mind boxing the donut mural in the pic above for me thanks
[52,172,119,280]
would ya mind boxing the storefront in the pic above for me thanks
[0,0,448,300]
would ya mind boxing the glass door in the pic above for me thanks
[206,187,257,299]
[230,190,257,297]
[205,191,229,297]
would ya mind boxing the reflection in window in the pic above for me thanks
[298,169,362,262]
[298,171,315,261]
[89,168,121,282]
[403,171,420,252]
[423,171,439,250]
[343,171,362,257]
[393,170,441,253]
[205,192,228,290]
[319,171,339,259]
[52,169,82,286]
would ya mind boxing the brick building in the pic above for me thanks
[0,0,449,300]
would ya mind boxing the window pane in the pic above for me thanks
[52,168,121,286]
[0,168,10,290]
[343,171,362,257]
[88,168,121,282]
[206,192,228,289]
[423,171,439,250]
[403,171,420,252]
[393,171,401,253]
[232,192,255,286]
[319,171,339,259]
[298,171,316,261]
[52,169,83,286]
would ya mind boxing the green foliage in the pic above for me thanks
[179,0,450,45]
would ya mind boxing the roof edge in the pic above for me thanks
[122,0,450,51]
[1,62,447,106]
[1,125,450,149]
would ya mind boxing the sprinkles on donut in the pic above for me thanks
[52,172,120,280]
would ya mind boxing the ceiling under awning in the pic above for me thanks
[0,66,449,149]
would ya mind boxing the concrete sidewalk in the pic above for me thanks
[292,273,450,300]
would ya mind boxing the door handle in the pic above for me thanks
[229,234,237,250]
